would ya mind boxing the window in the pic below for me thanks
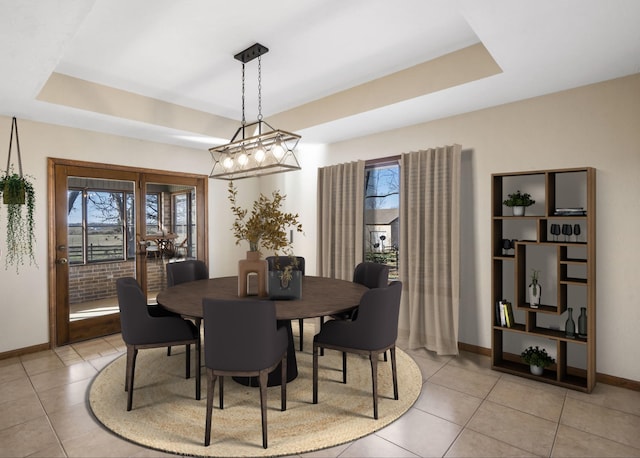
[172,191,195,258]
[67,184,160,264]
[364,160,400,279]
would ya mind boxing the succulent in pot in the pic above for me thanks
[503,190,535,216]
[521,346,555,375]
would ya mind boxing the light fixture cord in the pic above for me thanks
[241,63,246,126]
[257,55,263,121]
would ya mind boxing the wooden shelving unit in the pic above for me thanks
[491,167,596,392]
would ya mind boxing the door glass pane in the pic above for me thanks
[67,177,135,321]
[86,190,125,262]
[145,183,197,298]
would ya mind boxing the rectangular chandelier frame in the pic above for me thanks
[209,120,301,180]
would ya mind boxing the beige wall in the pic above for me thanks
[1,73,638,383]
[270,73,640,383]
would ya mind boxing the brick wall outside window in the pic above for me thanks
[69,260,166,304]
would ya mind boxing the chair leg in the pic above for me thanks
[298,318,304,351]
[167,346,171,356]
[370,353,379,420]
[259,370,268,449]
[219,376,224,409]
[312,343,319,404]
[185,344,191,379]
[126,346,138,411]
[384,350,388,362]
[195,338,201,400]
[204,370,216,446]
[281,351,287,411]
[319,317,324,356]
[390,346,399,400]
[195,318,202,366]
[342,352,347,384]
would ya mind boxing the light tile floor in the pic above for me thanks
[2,329,640,458]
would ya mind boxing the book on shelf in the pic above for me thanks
[554,207,586,216]
[501,300,515,328]
[496,300,505,326]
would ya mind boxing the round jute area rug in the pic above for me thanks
[89,335,422,457]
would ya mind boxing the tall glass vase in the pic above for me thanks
[578,307,588,338]
[565,307,576,338]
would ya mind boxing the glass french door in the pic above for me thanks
[49,159,208,346]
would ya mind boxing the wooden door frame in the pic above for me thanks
[47,158,209,347]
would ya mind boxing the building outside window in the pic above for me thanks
[364,160,399,279]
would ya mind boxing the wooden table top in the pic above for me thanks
[156,275,368,321]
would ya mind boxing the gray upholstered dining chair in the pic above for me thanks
[353,261,390,289]
[319,261,390,356]
[266,255,306,350]
[313,281,402,419]
[116,277,201,411]
[165,259,208,355]
[203,298,288,449]
[166,259,209,287]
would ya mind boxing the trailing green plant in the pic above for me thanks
[227,181,303,255]
[0,170,37,272]
[503,190,535,207]
[520,346,555,368]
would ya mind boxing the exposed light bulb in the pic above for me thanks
[254,147,266,163]
[223,157,234,169]
[238,153,249,166]
[272,141,285,160]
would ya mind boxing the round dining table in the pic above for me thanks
[156,275,368,385]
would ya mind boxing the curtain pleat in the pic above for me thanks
[317,161,365,280]
[400,145,461,355]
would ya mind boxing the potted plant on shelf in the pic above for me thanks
[0,169,36,273]
[228,182,303,296]
[529,269,541,308]
[521,346,555,376]
[503,190,535,216]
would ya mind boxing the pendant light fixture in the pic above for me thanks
[209,43,301,180]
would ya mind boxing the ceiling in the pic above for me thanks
[1,0,639,150]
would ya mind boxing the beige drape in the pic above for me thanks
[317,161,365,280]
[400,145,461,355]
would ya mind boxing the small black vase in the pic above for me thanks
[578,307,587,338]
[565,307,576,338]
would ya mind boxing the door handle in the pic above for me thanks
[57,258,68,264]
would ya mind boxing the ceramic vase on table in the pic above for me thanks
[268,270,302,299]
[238,251,268,297]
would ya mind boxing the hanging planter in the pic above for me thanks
[0,117,36,272]
[3,175,27,205]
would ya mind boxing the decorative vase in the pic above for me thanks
[528,282,541,308]
[268,270,302,300]
[530,365,544,376]
[565,307,576,338]
[512,206,525,216]
[578,307,587,338]
[237,251,268,297]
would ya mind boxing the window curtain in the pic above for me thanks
[400,145,461,355]
[317,161,365,280]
